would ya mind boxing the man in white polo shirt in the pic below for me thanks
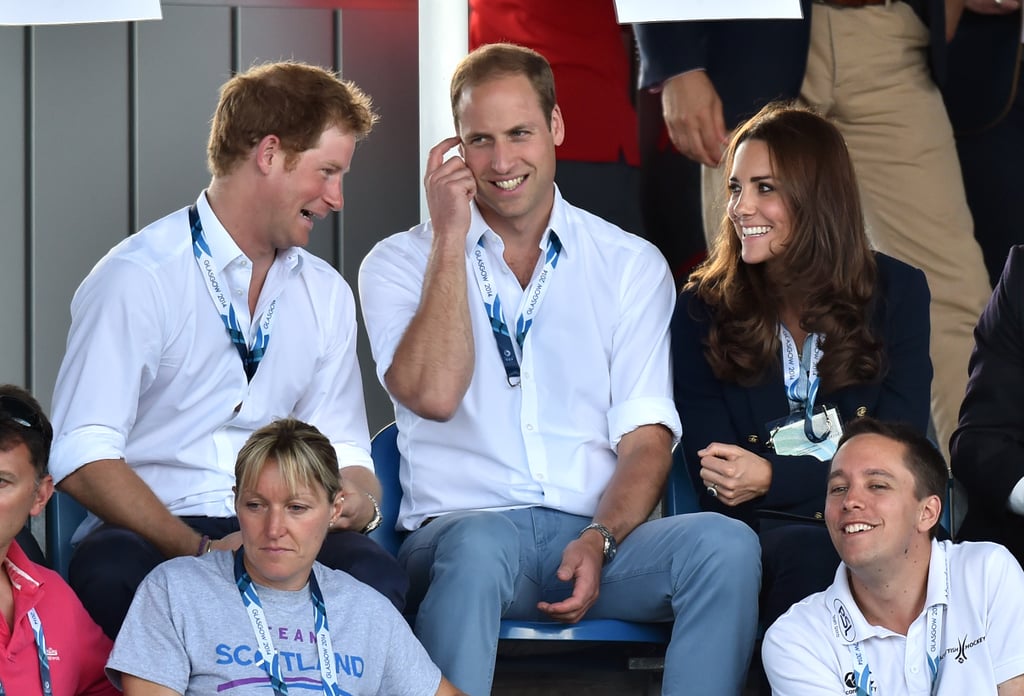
[763,417,1024,695]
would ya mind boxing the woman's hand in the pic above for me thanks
[697,442,773,506]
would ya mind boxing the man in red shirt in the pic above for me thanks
[0,386,116,696]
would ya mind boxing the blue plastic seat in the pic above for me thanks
[369,422,697,646]
[45,490,87,579]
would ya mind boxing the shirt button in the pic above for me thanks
[910,666,919,673]
[526,424,534,431]
[234,288,244,296]
[536,473,546,481]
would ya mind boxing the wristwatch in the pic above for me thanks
[361,492,382,534]
[579,522,617,565]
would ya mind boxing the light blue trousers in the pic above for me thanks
[399,507,761,696]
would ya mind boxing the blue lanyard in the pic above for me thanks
[233,550,341,696]
[189,205,275,382]
[470,231,562,386]
[0,608,52,696]
[779,327,829,443]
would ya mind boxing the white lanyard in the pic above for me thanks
[234,550,339,695]
[779,326,831,443]
[189,205,277,381]
[847,606,944,696]
[470,231,562,386]
[845,549,949,696]
[0,609,51,696]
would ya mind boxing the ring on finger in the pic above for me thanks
[706,482,719,498]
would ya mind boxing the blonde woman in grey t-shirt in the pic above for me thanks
[107,419,464,696]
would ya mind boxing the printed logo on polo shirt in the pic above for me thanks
[832,599,856,641]
[947,633,986,664]
[840,671,875,695]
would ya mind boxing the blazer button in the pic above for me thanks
[814,512,823,519]
[747,434,759,444]
[855,406,867,418]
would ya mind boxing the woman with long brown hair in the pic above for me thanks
[672,103,932,626]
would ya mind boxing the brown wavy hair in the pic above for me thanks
[686,103,883,391]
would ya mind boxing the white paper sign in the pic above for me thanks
[614,0,803,23]
[0,0,162,26]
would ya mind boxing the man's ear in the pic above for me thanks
[917,493,942,534]
[255,134,281,174]
[550,105,565,147]
[30,475,54,518]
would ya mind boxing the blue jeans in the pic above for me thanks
[399,507,761,696]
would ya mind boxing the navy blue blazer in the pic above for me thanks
[672,253,932,526]
[635,0,946,129]
[952,245,1024,564]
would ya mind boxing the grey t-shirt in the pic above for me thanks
[107,552,441,695]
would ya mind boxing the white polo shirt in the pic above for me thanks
[763,540,1024,695]
[359,189,681,530]
[51,191,373,539]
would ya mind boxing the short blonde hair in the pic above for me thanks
[234,419,340,504]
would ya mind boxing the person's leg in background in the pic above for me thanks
[69,516,238,638]
[800,2,990,460]
[317,529,409,612]
[955,72,1024,287]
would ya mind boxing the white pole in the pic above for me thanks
[418,0,468,221]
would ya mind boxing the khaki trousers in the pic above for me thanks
[702,2,991,459]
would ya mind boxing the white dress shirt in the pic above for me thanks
[51,192,372,539]
[763,540,1024,695]
[359,189,681,530]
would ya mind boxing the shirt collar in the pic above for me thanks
[825,538,949,645]
[196,190,247,273]
[463,185,573,258]
[4,540,42,595]
[195,191,303,276]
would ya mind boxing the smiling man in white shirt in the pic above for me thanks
[763,417,1024,696]
[49,61,406,639]
[359,43,761,696]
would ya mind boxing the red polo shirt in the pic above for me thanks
[0,541,116,696]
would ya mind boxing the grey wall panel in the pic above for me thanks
[31,23,131,411]
[0,27,27,387]
[238,7,339,266]
[340,6,420,431]
[136,5,233,227]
